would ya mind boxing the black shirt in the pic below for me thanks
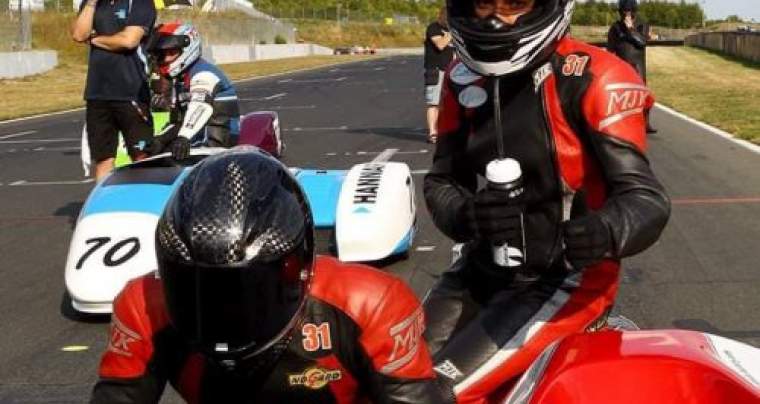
[607,20,648,79]
[424,22,455,71]
[81,0,156,102]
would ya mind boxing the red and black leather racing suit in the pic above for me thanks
[91,256,445,404]
[423,36,670,403]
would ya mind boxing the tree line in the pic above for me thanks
[574,0,705,29]
[250,0,706,29]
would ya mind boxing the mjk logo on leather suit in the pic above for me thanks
[107,315,141,357]
[600,83,650,130]
[381,307,425,374]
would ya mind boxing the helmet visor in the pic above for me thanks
[160,256,307,357]
[149,34,190,54]
[449,0,545,32]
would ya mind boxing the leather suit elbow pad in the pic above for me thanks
[178,101,214,140]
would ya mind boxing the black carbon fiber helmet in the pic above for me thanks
[447,0,575,76]
[156,147,314,365]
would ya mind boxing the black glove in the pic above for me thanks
[144,137,166,156]
[563,214,612,271]
[144,124,179,156]
[167,137,190,160]
[461,189,523,243]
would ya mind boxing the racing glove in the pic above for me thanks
[460,189,523,243]
[167,137,190,160]
[143,124,179,156]
[563,214,612,271]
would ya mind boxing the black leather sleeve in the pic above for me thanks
[586,134,670,258]
[607,22,646,51]
[625,27,647,49]
[423,127,478,243]
[367,373,455,404]
[90,374,166,404]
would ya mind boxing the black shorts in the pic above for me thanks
[86,100,153,162]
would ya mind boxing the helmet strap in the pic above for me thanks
[492,77,505,158]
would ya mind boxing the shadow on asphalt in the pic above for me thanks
[54,201,84,229]
[60,291,110,324]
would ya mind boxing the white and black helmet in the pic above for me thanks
[148,21,202,78]
[448,0,575,76]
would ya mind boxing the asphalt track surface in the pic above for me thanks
[1,55,759,402]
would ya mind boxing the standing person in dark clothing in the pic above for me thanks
[608,0,657,133]
[422,0,670,402]
[424,7,455,144]
[71,0,156,180]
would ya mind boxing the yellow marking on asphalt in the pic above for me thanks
[61,345,89,352]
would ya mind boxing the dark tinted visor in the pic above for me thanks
[150,34,190,53]
[160,258,305,356]
[449,0,547,30]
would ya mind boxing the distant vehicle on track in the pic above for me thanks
[334,45,376,55]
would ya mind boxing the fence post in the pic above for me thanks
[15,0,33,51]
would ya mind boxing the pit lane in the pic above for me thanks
[1,55,759,402]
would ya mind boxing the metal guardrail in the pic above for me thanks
[686,31,760,63]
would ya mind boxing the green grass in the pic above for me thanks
[292,19,425,49]
[647,46,760,143]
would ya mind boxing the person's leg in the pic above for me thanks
[427,105,440,143]
[424,259,481,356]
[425,71,444,143]
[86,100,120,181]
[433,262,620,404]
[205,125,232,148]
[114,101,153,161]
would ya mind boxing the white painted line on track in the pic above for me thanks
[9,178,94,186]
[331,149,429,157]
[241,93,288,102]
[0,107,84,126]
[411,169,429,175]
[269,105,316,110]
[0,138,78,144]
[32,146,81,152]
[1,58,379,125]
[0,130,36,140]
[416,246,436,252]
[655,103,760,155]
[264,92,287,100]
[371,148,399,163]
[279,77,347,84]
[286,126,349,132]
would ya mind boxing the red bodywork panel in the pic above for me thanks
[238,111,282,157]
[527,330,760,404]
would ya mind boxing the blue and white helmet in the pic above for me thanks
[150,21,202,78]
